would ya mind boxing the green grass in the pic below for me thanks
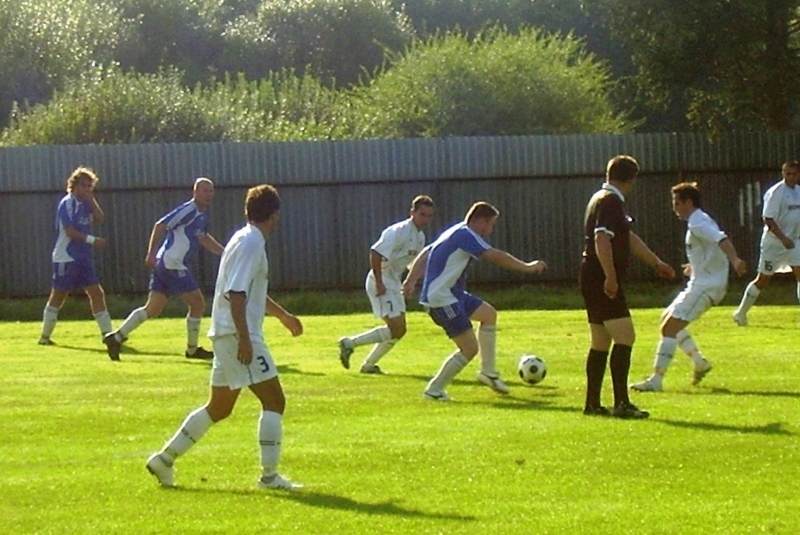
[2,304,799,534]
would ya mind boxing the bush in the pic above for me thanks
[350,27,632,137]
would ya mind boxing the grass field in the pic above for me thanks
[2,302,799,534]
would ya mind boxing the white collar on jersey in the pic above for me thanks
[601,182,626,202]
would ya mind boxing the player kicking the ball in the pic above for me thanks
[403,201,547,401]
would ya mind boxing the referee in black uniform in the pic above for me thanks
[579,155,675,418]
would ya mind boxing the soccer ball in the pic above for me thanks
[518,354,547,385]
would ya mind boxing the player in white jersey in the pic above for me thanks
[146,184,304,490]
[733,161,800,326]
[337,195,434,373]
[402,202,547,401]
[39,167,113,345]
[103,178,224,361]
[631,182,747,392]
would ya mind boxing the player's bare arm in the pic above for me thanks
[764,218,794,249]
[369,249,387,296]
[402,246,430,297]
[719,238,748,276]
[145,222,168,268]
[481,248,547,274]
[594,231,619,298]
[229,291,253,364]
[200,233,225,255]
[267,297,303,337]
[630,231,675,279]
[65,225,107,249]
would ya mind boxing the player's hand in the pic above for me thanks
[279,313,303,337]
[94,237,107,249]
[526,260,547,274]
[375,280,387,296]
[655,260,676,279]
[237,337,253,365]
[682,263,692,277]
[603,278,619,299]
[783,238,795,249]
[732,258,747,277]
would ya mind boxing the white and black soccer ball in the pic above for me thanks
[518,354,547,385]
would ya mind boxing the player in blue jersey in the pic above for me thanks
[402,201,548,401]
[103,178,224,361]
[39,167,113,345]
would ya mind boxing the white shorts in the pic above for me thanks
[665,283,726,323]
[758,239,800,275]
[366,280,406,319]
[210,335,278,390]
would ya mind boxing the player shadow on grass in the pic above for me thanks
[173,486,475,521]
[702,386,800,399]
[652,419,792,436]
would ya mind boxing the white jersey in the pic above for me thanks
[208,224,268,343]
[684,208,729,289]
[367,218,426,290]
[761,180,800,246]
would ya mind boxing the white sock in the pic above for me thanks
[259,411,283,477]
[363,339,397,367]
[94,310,113,335]
[186,316,202,350]
[351,326,391,347]
[653,337,678,379]
[676,329,705,367]
[427,352,469,392]
[41,305,59,338]
[478,325,497,375]
[161,407,214,463]
[736,281,760,315]
[796,281,800,305]
[119,307,148,338]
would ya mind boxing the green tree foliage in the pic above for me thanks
[0,0,135,125]
[221,0,414,86]
[350,27,631,137]
[587,0,800,131]
[390,0,586,37]
[2,66,221,145]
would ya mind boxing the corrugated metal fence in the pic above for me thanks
[1,132,797,297]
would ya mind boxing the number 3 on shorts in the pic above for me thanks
[255,355,270,373]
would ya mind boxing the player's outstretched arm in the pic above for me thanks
[200,233,225,255]
[719,238,748,276]
[630,232,675,279]
[267,296,303,337]
[402,246,431,297]
[481,248,547,275]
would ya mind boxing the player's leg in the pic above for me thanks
[423,303,477,401]
[249,377,300,489]
[584,322,612,415]
[791,265,800,311]
[181,289,212,359]
[360,313,405,373]
[470,301,509,394]
[115,291,168,341]
[84,283,113,336]
[40,287,69,344]
[631,313,687,392]
[339,289,394,369]
[734,245,780,325]
[604,316,648,418]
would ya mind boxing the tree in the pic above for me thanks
[587,0,800,131]
[221,0,414,87]
[349,27,631,138]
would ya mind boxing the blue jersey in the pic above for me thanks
[52,193,94,263]
[156,200,209,270]
[420,222,492,308]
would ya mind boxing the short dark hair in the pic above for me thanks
[245,184,281,223]
[606,155,639,182]
[671,181,702,208]
[411,195,434,211]
[782,160,800,173]
[465,201,499,223]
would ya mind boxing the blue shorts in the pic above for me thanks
[428,292,483,338]
[149,265,199,296]
[52,259,99,291]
